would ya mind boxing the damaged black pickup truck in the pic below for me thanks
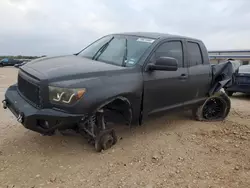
[3,32,236,152]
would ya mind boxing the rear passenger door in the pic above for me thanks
[143,39,191,115]
[186,40,211,101]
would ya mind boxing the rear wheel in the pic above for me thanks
[193,91,231,121]
[0,63,3,67]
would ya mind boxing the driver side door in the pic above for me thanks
[142,39,190,116]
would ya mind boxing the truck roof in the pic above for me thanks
[113,32,200,41]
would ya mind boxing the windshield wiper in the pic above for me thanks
[122,38,128,67]
[92,36,114,60]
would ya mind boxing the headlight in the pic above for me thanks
[49,86,86,105]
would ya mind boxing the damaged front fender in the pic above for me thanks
[89,96,133,126]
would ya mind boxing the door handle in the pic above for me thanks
[179,74,188,79]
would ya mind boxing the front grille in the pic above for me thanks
[18,74,41,107]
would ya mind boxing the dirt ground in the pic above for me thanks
[0,67,249,188]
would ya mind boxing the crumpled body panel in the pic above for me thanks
[209,60,241,95]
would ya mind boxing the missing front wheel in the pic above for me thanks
[78,109,118,152]
[94,129,117,152]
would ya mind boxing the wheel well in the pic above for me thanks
[101,97,132,126]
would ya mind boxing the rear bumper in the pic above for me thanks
[3,85,84,135]
[226,84,250,93]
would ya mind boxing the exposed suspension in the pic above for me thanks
[78,109,117,152]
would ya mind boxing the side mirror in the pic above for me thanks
[146,57,178,71]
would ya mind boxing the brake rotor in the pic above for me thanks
[94,129,117,152]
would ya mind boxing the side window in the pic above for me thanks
[155,41,184,67]
[187,42,203,66]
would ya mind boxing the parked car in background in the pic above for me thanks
[0,58,23,67]
[225,64,250,96]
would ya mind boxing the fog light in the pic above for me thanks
[44,121,49,129]
[37,120,50,129]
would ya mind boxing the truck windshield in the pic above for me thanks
[77,35,155,67]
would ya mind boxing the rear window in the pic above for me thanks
[187,42,203,66]
[238,65,250,73]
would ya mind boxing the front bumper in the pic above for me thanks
[3,85,84,135]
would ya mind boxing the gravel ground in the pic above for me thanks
[0,67,249,188]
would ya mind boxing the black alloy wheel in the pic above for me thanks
[202,97,226,120]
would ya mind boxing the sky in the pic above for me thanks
[0,0,250,56]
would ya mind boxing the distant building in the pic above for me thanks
[208,50,250,65]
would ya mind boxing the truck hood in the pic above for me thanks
[21,55,126,81]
